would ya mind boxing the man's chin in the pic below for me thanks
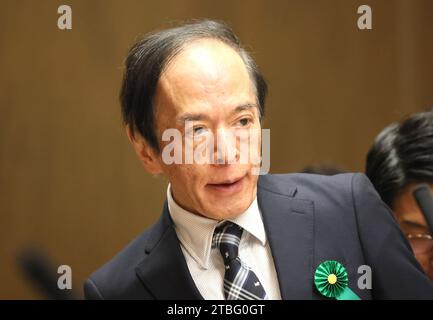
[203,201,252,221]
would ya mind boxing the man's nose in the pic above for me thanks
[214,129,238,165]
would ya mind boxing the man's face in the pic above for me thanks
[392,183,433,281]
[152,39,262,220]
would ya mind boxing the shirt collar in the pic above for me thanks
[167,184,267,269]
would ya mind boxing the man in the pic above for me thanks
[84,20,433,299]
[366,108,433,281]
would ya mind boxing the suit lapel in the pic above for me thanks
[135,176,315,300]
[135,202,203,299]
[258,177,315,299]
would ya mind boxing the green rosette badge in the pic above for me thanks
[314,260,360,300]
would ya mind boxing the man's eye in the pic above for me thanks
[193,126,206,135]
[238,118,252,127]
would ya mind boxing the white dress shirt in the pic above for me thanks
[167,184,282,300]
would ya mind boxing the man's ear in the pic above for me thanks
[126,125,163,175]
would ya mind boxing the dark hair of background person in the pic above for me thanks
[302,165,345,175]
[120,19,268,152]
[366,108,433,208]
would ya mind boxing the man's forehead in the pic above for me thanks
[155,39,255,116]
[160,39,251,91]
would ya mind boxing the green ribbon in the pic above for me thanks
[314,260,360,300]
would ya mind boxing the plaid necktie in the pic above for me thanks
[213,222,268,300]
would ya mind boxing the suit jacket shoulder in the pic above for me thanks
[84,208,170,299]
[260,172,433,299]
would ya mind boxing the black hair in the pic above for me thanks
[120,19,267,151]
[366,108,433,208]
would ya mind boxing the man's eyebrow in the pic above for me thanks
[176,103,258,124]
[176,113,211,123]
[232,103,258,115]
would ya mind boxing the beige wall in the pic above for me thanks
[1,0,433,298]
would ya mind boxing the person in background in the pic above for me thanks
[366,108,433,280]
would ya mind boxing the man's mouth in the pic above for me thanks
[206,175,245,193]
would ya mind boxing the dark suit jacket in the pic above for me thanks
[84,173,433,299]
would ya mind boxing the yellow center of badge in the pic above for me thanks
[327,274,337,285]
